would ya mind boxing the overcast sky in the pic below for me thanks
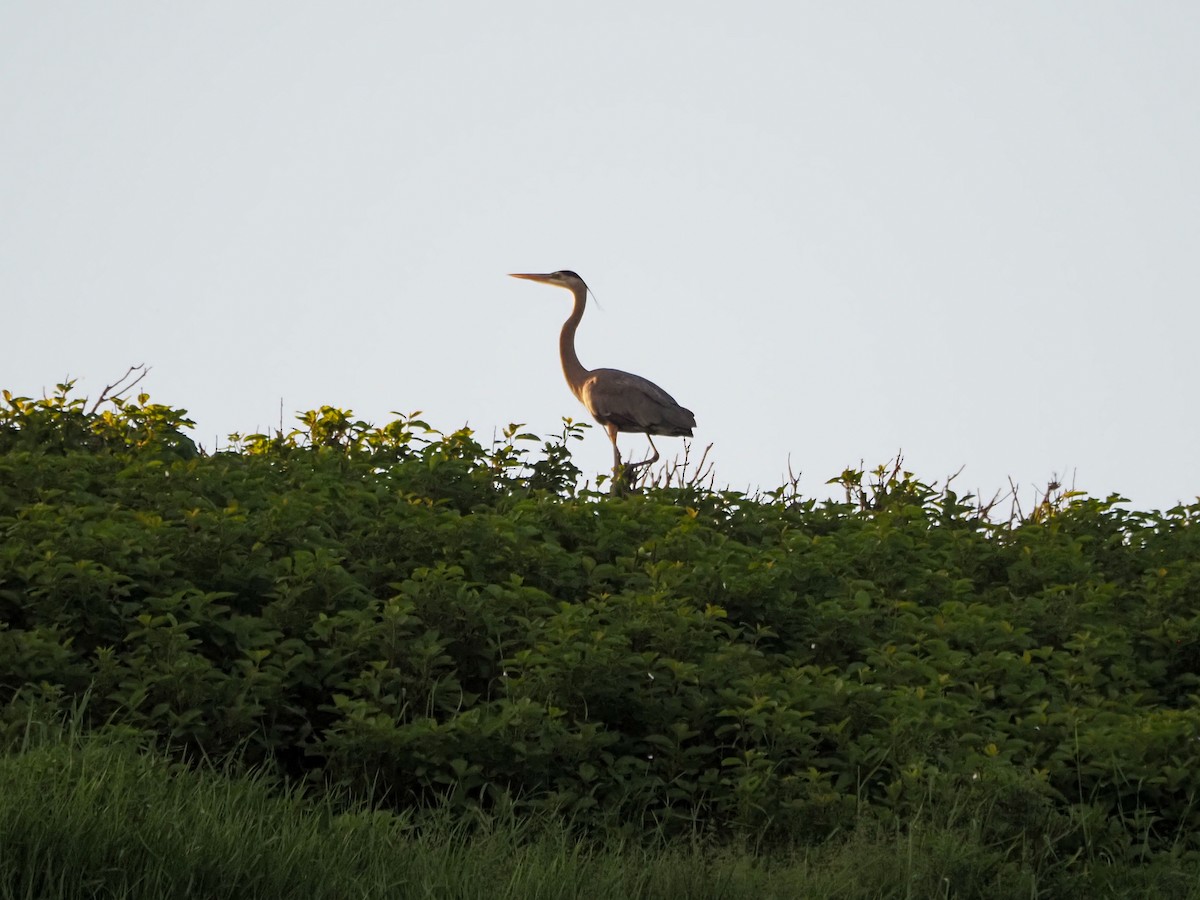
[3,3,1198,510]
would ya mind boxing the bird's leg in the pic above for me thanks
[607,424,623,473]
[617,436,660,493]
[644,435,661,467]
[624,436,660,473]
[608,425,631,495]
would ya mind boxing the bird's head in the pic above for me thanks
[509,270,588,292]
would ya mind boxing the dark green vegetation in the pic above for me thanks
[3,383,1200,898]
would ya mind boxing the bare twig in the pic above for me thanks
[974,485,1009,522]
[781,454,803,506]
[88,364,150,414]
[647,440,715,491]
[1008,477,1024,523]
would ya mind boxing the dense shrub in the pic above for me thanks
[2,383,1199,860]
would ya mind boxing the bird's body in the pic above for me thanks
[510,270,696,480]
[574,367,696,438]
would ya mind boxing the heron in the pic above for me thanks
[509,270,696,484]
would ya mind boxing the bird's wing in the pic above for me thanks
[584,368,696,436]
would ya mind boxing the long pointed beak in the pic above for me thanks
[509,273,556,284]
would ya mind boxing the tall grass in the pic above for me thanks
[2,722,1198,899]
[0,731,768,900]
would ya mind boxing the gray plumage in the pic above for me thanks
[579,367,695,437]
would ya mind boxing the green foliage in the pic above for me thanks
[3,381,1200,878]
[6,719,1200,899]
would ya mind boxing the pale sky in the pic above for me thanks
[3,3,1198,510]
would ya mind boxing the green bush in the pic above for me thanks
[3,382,1200,863]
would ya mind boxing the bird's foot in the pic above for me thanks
[610,447,659,494]
[626,446,659,473]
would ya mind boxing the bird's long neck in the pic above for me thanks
[559,285,590,401]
